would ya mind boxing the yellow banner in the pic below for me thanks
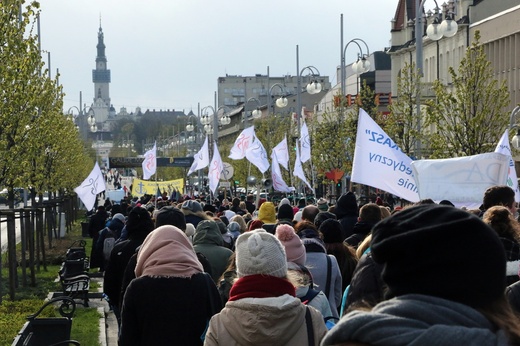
[131,178,184,197]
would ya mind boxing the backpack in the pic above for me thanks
[102,228,116,261]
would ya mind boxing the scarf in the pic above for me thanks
[228,274,296,301]
[135,225,203,278]
[322,294,509,346]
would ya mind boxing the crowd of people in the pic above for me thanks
[86,185,520,345]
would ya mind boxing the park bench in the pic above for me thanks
[57,241,90,307]
[11,296,80,346]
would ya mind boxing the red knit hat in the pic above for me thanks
[248,219,264,232]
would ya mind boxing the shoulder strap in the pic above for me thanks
[305,306,315,346]
[300,288,320,305]
[325,255,332,298]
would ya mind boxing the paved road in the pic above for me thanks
[0,210,22,254]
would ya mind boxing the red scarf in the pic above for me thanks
[228,274,296,302]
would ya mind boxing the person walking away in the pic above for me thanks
[205,230,327,345]
[119,225,222,345]
[322,204,520,345]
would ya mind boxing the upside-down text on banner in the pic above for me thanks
[351,108,420,202]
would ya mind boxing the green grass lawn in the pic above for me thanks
[0,220,102,346]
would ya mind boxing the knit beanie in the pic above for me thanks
[277,203,294,221]
[371,204,506,309]
[314,211,337,229]
[319,218,343,243]
[181,200,203,213]
[235,229,287,278]
[279,198,291,206]
[126,206,155,237]
[258,202,276,224]
[155,206,186,230]
[248,219,264,231]
[317,198,328,211]
[275,224,306,266]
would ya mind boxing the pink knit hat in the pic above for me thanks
[275,224,306,266]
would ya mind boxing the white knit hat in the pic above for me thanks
[235,229,287,278]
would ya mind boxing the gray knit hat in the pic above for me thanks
[235,229,287,278]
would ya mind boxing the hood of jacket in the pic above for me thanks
[334,192,359,218]
[214,295,306,345]
[192,220,224,246]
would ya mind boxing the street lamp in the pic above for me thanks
[200,105,231,144]
[510,106,520,149]
[415,0,459,158]
[266,83,288,117]
[340,32,371,119]
[67,106,81,131]
[244,97,262,121]
[296,44,322,137]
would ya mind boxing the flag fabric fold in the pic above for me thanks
[74,162,106,211]
[142,142,157,180]
[187,136,210,176]
[271,152,293,193]
[209,142,224,196]
[351,109,419,202]
[229,126,255,160]
[293,145,313,191]
[300,121,311,163]
[246,135,270,173]
[495,129,520,202]
[273,136,290,170]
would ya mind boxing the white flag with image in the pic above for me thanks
[187,136,210,176]
[209,142,224,195]
[273,136,290,170]
[351,108,419,202]
[271,152,293,192]
[495,129,520,202]
[246,135,270,173]
[300,121,311,163]
[229,126,255,160]
[74,162,106,211]
[293,145,313,191]
[142,142,157,180]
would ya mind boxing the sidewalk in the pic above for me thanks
[50,276,118,345]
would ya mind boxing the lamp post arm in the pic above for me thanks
[509,106,520,129]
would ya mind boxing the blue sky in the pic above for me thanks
[38,0,399,115]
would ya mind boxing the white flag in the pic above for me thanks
[495,129,520,202]
[246,135,270,173]
[74,162,106,211]
[209,141,224,196]
[142,142,157,180]
[271,152,293,193]
[351,108,420,202]
[273,136,290,170]
[411,152,509,208]
[187,136,210,176]
[229,126,255,160]
[300,121,311,163]
[293,145,313,191]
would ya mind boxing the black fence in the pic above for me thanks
[0,195,80,303]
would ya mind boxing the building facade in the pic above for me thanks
[388,0,520,109]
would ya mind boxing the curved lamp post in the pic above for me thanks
[268,83,288,117]
[200,105,231,145]
[340,35,370,120]
[67,106,81,131]
[296,44,322,137]
[244,97,262,121]
[510,106,520,149]
[415,0,459,158]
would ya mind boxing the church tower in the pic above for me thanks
[91,21,111,123]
